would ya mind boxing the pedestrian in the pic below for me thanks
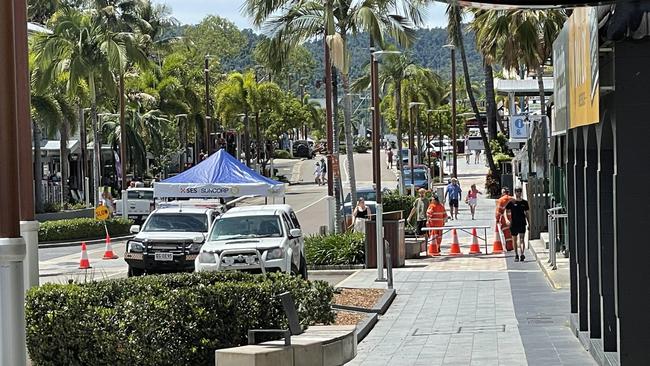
[387,148,394,169]
[314,162,323,185]
[505,187,530,262]
[320,157,327,184]
[426,194,448,253]
[351,197,370,233]
[101,187,115,216]
[199,149,206,161]
[475,149,481,164]
[495,187,514,251]
[465,137,470,164]
[444,177,462,220]
[465,183,482,220]
[407,188,430,251]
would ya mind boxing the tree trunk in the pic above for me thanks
[537,65,549,207]
[244,109,251,167]
[484,62,498,140]
[59,119,70,204]
[90,73,101,206]
[332,67,343,233]
[395,80,404,193]
[455,19,498,175]
[33,121,43,213]
[255,111,261,171]
[341,73,357,207]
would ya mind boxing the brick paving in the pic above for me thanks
[340,159,594,365]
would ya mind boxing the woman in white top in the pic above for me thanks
[314,162,323,185]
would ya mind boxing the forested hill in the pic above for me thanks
[301,28,484,82]
[220,27,485,85]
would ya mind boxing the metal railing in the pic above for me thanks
[547,207,568,270]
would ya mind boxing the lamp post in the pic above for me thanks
[175,114,189,170]
[370,49,401,282]
[443,44,457,178]
[204,55,212,154]
[96,113,118,205]
[426,109,433,172]
[408,102,424,194]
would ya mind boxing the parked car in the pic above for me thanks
[124,204,221,276]
[114,187,155,223]
[341,186,391,216]
[195,204,307,278]
[400,165,430,194]
[292,140,315,158]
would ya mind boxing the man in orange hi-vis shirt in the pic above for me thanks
[495,187,514,251]
[426,195,448,250]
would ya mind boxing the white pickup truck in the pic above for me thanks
[114,188,155,223]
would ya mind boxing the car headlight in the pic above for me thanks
[188,243,202,254]
[127,241,144,253]
[198,252,216,264]
[266,248,284,260]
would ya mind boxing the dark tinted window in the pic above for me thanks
[143,213,207,232]
[128,190,154,200]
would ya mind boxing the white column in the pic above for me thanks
[20,221,39,290]
[326,196,335,235]
[375,204,385,281]
[121,190,128,220]
[0,237,27,366]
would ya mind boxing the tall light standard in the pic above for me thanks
[408,102,424,194]
[96,113,118,205]
[426,109,433,171]
[204,55,212,154]
[443,44,457,178]
[370,49,400,282]
[175,114,189,170]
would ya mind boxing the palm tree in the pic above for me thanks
[446,1,497,175]
[245,0,422,210]
[33,6,142,204]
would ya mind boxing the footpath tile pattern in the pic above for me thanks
[343,159,594,365]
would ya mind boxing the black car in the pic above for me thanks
[292,140,315,158]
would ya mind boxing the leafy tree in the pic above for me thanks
[184,15,247,64]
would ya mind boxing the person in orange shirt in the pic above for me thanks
[426,195,448,253]
[495,187,514,251]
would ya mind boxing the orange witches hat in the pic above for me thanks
[79,242,92,269]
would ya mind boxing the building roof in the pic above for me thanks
[39,139,80,152]
[494,78,554,96]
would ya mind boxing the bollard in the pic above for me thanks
[326,196,336,234]
[84,177,90,207]
[375,204,386,282]
[319,225,328,235]
[384,236,393,289]
[20,220,39,291]
[121,189,128,220]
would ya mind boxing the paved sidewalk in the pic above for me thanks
[341,159,594,366]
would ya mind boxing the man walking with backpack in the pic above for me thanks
[505,187,530,262]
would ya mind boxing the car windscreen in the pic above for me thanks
[210,215,283,240]
[143,213,207,232]
[403,170,427,180]
[128,190,154,200]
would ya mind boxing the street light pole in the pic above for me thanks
[1,1,28,363]
[409,102,424,193]
[204,55,211,154]
[426,110,432,172]
[444,44,458,178]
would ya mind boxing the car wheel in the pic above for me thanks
[127,266,145,277]
[300,256,308,280]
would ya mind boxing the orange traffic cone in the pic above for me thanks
[468,228,482,255]
[79,242,92,269]
[449,229,462,256]
[492,225,504,254]
[427,232,440,257]
[102,233,118,260]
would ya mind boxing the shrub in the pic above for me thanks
[273,149,292,159]
[383,191,416,219]
[353,138,370,153]
[305,232,365,265]
[26,271,335,366]
[39,217,133,242]
[485,170,501,198]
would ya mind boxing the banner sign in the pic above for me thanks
[568,7,599,128]
[509,115,530,142]
[552,22,569,136]
[153,183,285,198]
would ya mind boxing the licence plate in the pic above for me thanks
[154,252,173,261]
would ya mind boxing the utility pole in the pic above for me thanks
[204,55,211,154]
[409,102,424,191]
[448,45,458,178]
[1,1,28,363]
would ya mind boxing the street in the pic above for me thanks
[38,151,397,285]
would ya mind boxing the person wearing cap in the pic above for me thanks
[426,194,448,253]
[445,177,462,220]
[495,187,514,251]
[505,187,530,262]
[408,188,430,250]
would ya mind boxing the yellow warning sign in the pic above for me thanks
[95,205,110,221]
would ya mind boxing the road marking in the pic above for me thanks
[296,195,329,213]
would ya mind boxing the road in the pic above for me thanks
[38,151,397,286]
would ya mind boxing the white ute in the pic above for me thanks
[114,188,155,223]
[195,204,307,279]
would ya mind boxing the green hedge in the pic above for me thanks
[38,217,133,242]
[383,191,416,220]
[26,271,335,366]
[273,149,292,159]
[305,232,365,265]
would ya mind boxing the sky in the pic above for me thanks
[153,0,453,30]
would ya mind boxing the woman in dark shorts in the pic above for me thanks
[505,187,530,262]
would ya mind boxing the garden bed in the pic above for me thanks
[334,288,385,309]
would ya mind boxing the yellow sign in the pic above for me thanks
[568,7,599,128]
[95,205,110,221]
